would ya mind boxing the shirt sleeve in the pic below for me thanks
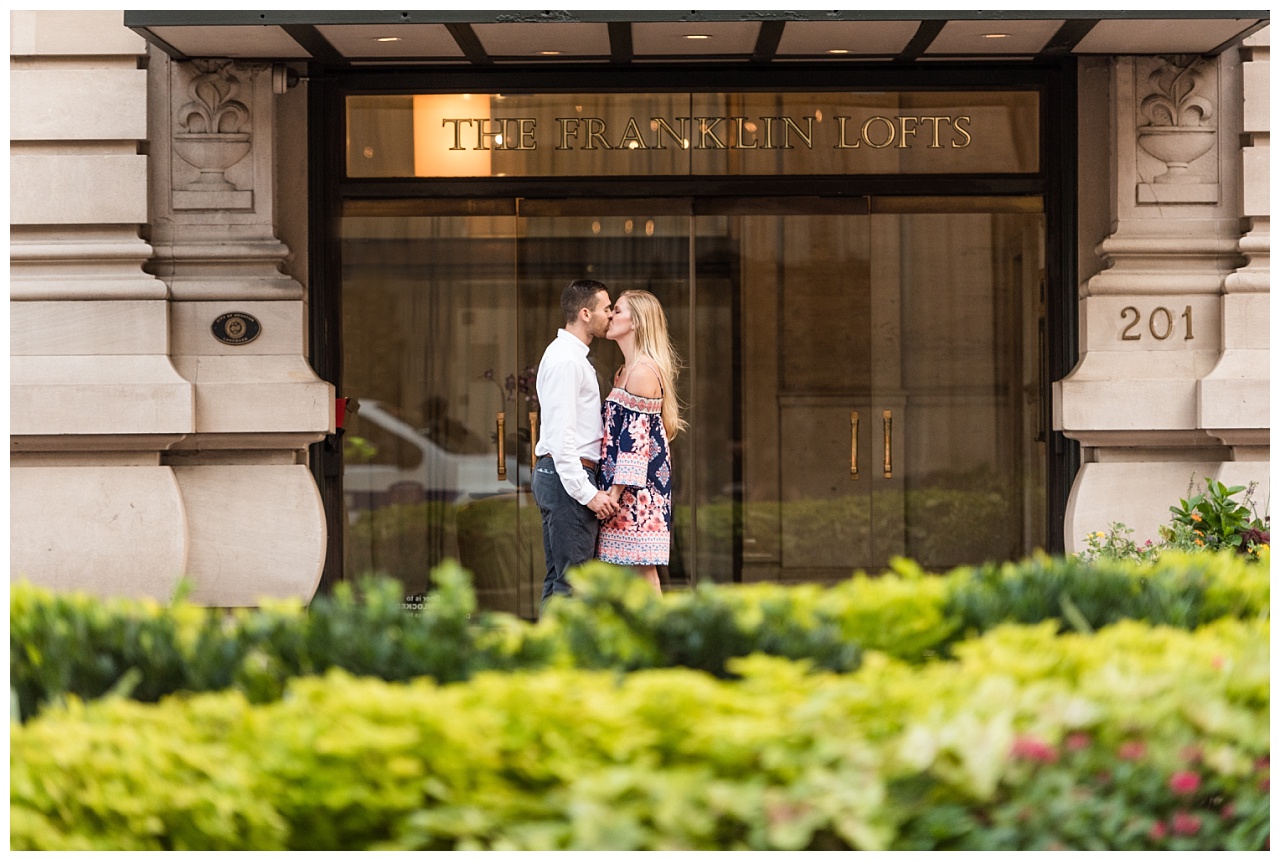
[612,409,651,488]
[539,359,597,506]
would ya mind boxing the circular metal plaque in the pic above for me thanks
[211,312,262,345]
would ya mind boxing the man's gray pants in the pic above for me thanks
[531,455,600,608]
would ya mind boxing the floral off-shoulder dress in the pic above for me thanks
[597,384,672,566]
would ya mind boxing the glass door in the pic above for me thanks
[339,201,527,613]
[337,194,1047,608]
[690,196,1046,582]
[692,199,875,584]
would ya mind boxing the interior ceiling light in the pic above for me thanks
[537,50,562,55]
[375,37,401,42]
[827,49,850,54]
[683,34,711,40]
[982,33,1011,39]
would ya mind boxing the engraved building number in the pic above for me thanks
[1119,305,1194,342]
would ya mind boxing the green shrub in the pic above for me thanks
[11,617,1268,850]
[11,550,1270,722]
[942,550,1268,643]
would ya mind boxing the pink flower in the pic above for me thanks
[1255,755,1270,772]
[1180,745,1203,764]
[1171,812,1201,837]
[1065,732,1091,752]
[1219,803,1236,820]
[1118,740,1146,761]
[1169,771,1201,795]
[1148,821,1168,841]
[1011,735,1058,763]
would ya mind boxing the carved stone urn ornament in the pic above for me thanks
[1136,55,1216,184]
[173,60,252,191]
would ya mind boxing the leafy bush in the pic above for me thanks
[10,563,552,722]
[11,618,1268,850]
[11,550,1269,722]
[943,550,1269,642]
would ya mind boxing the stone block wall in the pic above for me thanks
[9,10,331,605]
[1056,33,1270,548]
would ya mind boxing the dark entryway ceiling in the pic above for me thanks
[125,11,1268,66]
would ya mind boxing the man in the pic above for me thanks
[532,279,620,607]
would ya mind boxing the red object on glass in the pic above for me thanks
[335,397,349,431]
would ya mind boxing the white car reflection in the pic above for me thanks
[343,399,518,516]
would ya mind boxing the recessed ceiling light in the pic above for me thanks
[827,49,849,54]
[375,36,401,43]
[537,50,562,55]
[683,34,712,40]
[982,33,1011,39]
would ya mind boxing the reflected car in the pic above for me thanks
[343,399,519,515]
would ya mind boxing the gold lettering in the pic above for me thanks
[583,118,612,150]
[441,118,471,151]
[896,116,919,149]
[475,118,504,151]
[952,115,972,148]
[556,117,581,150]
[651,117,688,150]
[516,118,537,150]
[762,116,778,149]
[919,116,946,148]
[780,116,815,149]
[696,117,726,149]
[616,117,648,150]
[861,116,896,149]
[833,116,859,149]
[731,117,759,149]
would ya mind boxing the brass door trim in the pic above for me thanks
[850,410,859,479]
[496,411,507,480]
[882,409,893,480]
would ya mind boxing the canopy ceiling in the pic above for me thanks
[125,11,1268,66]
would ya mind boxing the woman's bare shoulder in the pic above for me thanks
[624,362,662,398]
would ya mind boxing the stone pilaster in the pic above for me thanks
[1055,48,1268,549]
[146,51,332,605]
[1201,28,1270,469]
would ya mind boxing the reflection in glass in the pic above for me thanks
[340,213,527,613]
[340,198,1048,606]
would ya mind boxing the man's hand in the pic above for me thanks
[587,491,619,519]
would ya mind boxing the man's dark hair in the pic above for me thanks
[561,279,608,325]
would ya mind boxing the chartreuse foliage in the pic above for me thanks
[11,617,1268,850]
[11,549,1269,722]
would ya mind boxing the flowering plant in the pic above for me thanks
[1166,478,1268,555]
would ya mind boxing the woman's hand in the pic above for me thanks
[608,485,624,504]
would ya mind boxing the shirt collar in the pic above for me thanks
[556,328,590,357]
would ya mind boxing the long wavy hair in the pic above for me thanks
[618,289,687,440]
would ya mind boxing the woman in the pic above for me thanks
[596,289,686,595]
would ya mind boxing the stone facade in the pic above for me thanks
[8,11,1270,602]
[10,11,331,604]
[1056,34,1270,548]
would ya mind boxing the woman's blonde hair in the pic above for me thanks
[618,289,687,440]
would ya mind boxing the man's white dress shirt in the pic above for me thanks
[535,329,605,505]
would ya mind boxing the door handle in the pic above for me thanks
[849,410,859,479]
[529,410,539,471]
[882,410,893,479]
[496,411,507,480]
